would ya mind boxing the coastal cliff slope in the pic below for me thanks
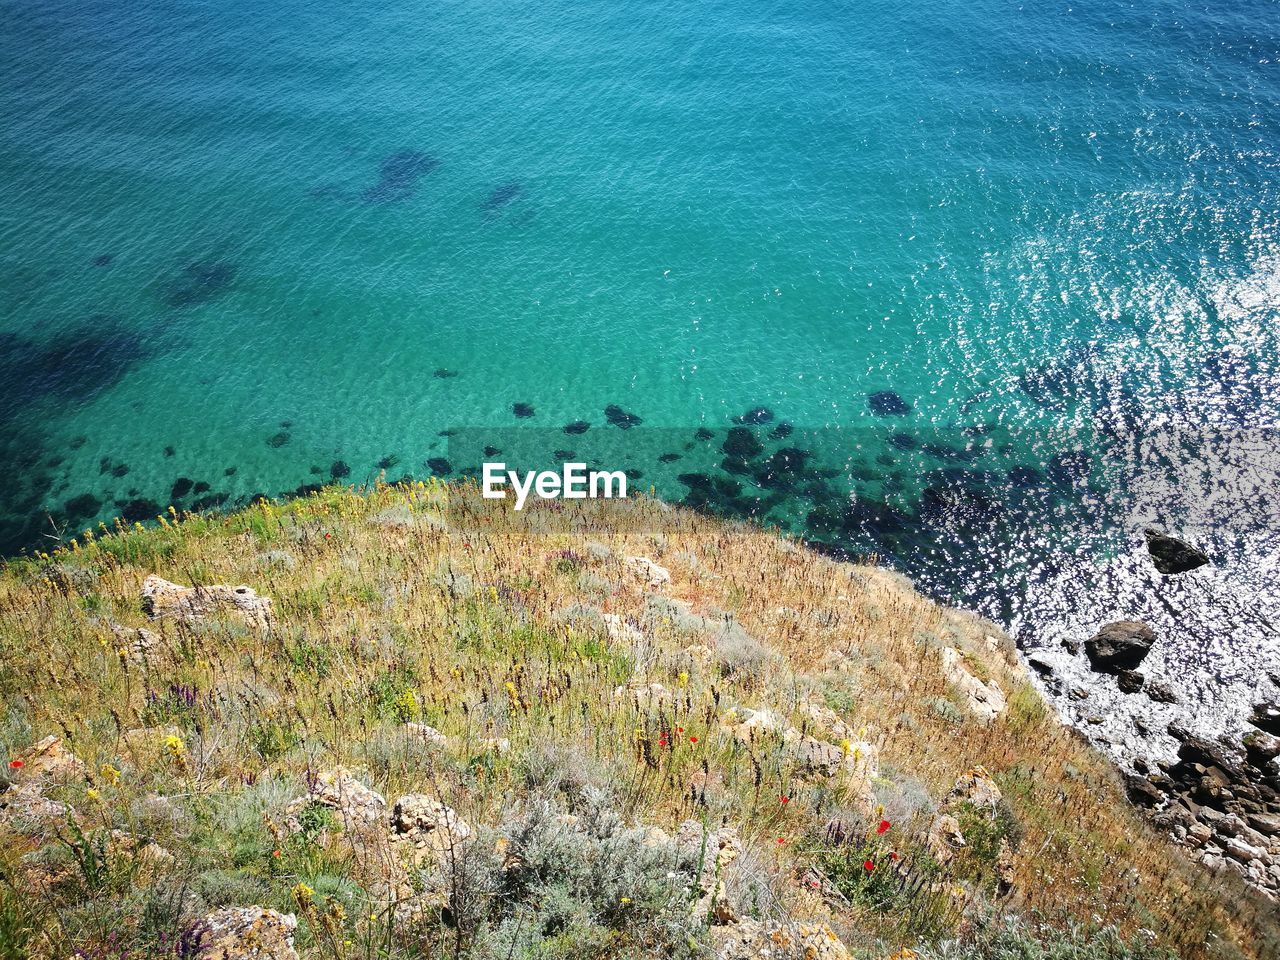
[0,483,1276,959]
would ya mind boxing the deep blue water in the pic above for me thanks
[2,0,1279,739]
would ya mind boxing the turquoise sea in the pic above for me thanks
[2,0,1279,712]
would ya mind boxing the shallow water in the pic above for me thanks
[3,0,1279,747]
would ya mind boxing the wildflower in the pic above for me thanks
[776,837,786,844]
[689,736,698,744]
[8,759,23,770]
[293,881,316,905]
[272,848,282,858]
[864,860,875,871]
[163,734,185,756]
[839,738,851,755]
[677,671,689,687]
[779,795,790,805]
[99,762,121,787]
[676,726,684,733]
[86,788,101,803]
[877,819,891,835]
[620,896,632,904]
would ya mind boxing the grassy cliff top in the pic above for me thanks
[0,482,1275,959]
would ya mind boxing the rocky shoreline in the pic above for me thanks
[1025,530,1280,901]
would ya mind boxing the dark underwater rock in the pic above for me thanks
[693,428,715,441]
[65,493,102,519]
[513,402,535,418]
[484,446,503,458]
[267,432,290,448]
[163,446,175,457]
[117,498,160,523]
[722,427,763,459]
[427,458,452,475]
[93,253,114,267]
[483,182,524,211]
[377,455,400,470]
[361,149,439,204]
[1143,528,1209,575]
[1007,465,1044,489]
[165,261,237,308]
[658,452,681,463]
[888,432,917,450]
[433,368,459,379]
[564,420,590,435]
[553,449,574,460]
[193,481,210,494]
[1084,621,1156,673]
[868,390,911,416]
[330,461,351,479]
[768,421,793,440]
[111,463,130,479]
[604,405,642,429]
[170,477,195,500]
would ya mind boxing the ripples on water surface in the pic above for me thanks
[1,0,1278,747]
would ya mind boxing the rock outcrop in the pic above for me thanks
[1125,725,1280,900]
[142,575,272,628]
[182,907,298,960]
[1083,621,1156,673]
[941,646,1007,723]
[1,736,84,823]
[677,820,742,924]
[713,918,851,960]
[1143,528,1209,575]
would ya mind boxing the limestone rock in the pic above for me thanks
[948,766,1003,808]
[109,623,162,664]
[285,768,386,834]
[940,647,1006,723]
[788,736,878,782]
[719,706,797,744]
[182,906,298,960]
[1,736,84,824]
[995,837,1016,895]
[927,813,965,865]
[713,918,851,960]
[627,556,671,588]
[614,680,673,710]
[389,795,471,864]
[1084,621,1156,673]
[142,575,272,628]
[677,820,741,923]
[402,723,449,748]
[601,613,645,646]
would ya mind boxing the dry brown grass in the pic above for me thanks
[0,480,1274,959]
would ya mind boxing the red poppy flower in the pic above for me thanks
[676,726,684,733]
[776,837,786,844]
[889,851,900,861]
[876,819,891,834]
[658,737,669,747]
[8,759,23,769]
[779,795,790,805]
[864,860,875,871]
[689,736,698,744]
[272,848,282,858]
